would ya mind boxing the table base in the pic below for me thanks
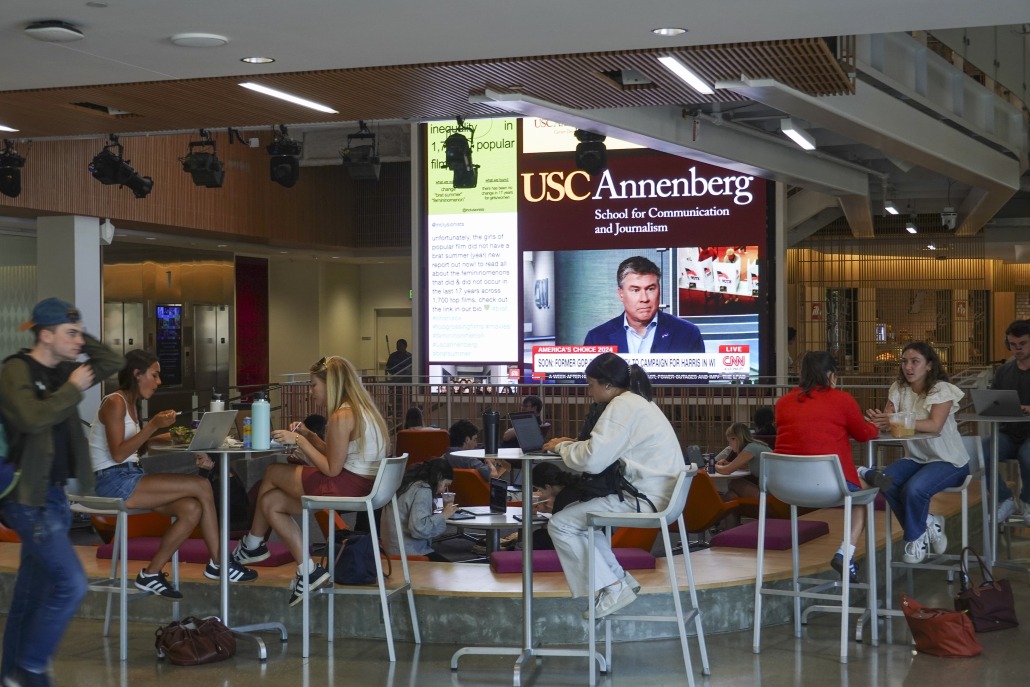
[230,622,288,661]
[451,645,606,686]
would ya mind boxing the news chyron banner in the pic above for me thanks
[531,345,752,381]
[426,118,519,363]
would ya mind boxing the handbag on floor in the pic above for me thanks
[954,546,1019,632]
[155,616,236,665]
[901,594,982,657]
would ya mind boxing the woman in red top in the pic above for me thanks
[775,351,879,582]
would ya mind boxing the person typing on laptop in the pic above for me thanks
[444,420,509,481]
[985,319,1030,525]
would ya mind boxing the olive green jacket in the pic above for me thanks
[0,334,124,506]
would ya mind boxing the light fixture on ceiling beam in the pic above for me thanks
[88,134,154,199]
[656,55,714,95]
[179,129,225,188]
[238,82,338,114]
[0,124,18,133]
[340,120,381,181]
[0,139,26,198]
[905,220,918,234]
[884,200,899,215]
[443,117,479,189]
[780,118,816,150]
[267,125,301,188]
[574,130,607,175]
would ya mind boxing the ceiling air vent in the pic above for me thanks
[598,68,656,92]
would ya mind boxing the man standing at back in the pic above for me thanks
[988,319,1030,525]
[385,339,413,413]
[583,256,705,354]
[0,298,123,687]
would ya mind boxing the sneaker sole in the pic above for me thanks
[203,568,259,582]
[134,582,183,599]
[288,570,332,607]
[233,550,271,565]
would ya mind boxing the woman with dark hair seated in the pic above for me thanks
[543,352,682,619]
[381,458,457,561]
[403,406,424,430]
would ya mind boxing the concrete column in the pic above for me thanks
[35,214,106,421]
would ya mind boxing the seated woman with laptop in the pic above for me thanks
[88,350,256,600]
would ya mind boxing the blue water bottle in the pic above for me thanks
[243,417,253,449]
[251,392,271,450]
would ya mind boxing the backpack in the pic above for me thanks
[0,409,20,501]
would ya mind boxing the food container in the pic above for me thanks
[889,411,916,437]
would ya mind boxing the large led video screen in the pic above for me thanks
[423,118,770,385]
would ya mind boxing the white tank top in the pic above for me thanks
[342,405,386,478]
[88,393,141,472]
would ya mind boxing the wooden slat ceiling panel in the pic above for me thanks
[1,38,852,138]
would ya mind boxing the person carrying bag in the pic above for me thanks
[955,546,1019,632]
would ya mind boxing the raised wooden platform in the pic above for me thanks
[0,490,981,646]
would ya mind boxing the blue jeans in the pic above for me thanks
[1,486,88,678]
[882,458,969,542]
[982,433,1030,503]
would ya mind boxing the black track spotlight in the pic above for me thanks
[88,135,154,199]
[340,120,381,181]
[574,129,607,175]
[443,117,479,189]
[267,125,301,188]
[180,129,224,188]
[0,139,26,198]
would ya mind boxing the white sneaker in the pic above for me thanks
[997,498,1016,526]
[926,514,948,555]
[902,533,928,564]
[582,581,637,619]
[623,572,641,594]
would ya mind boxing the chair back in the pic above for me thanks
[395,429,449,466]
[759,452,850,509]
[960,435,983,479]
[367,455,410,510]
[451,468,490,507]
[658,468,693,526]
[683,470,738,532]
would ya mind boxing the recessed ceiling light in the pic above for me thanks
[0,124,18,133]
[85,2,109,7]
[238,82,338,114]
[145,237,157,241]
[241,56,275,64]
[652,27,687,37]
[657,55,714,95]
[24,20,84,43]
[217,244,228,248]
[170,33,229,48]
[279,251,288,254]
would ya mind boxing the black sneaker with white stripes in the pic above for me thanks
[204,559,258,582]
[288,564,331,607]
[134,570,183,599]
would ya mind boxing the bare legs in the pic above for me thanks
[124,473,220,572]
[247,463,307,564]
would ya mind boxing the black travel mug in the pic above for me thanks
[483,409,500,456]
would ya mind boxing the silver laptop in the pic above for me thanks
[508,411,558,456]
[971,389,1024,418]
[187,410,239,450]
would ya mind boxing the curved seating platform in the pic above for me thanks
[0,491,975,646]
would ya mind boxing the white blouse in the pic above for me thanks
[888,381,969,467]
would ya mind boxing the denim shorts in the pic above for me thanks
[94,464,144,500]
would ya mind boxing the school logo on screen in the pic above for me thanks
[520,167,755,205]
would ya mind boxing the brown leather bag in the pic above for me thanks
[955,546,1019,632]
[901,594,982,658]
[155,616,236,665]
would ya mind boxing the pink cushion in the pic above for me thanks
[709,519,829,550]
[96,537,295,567]
[489,548,655,574]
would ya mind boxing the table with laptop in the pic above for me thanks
[449,413,604,686]
[149,410,288,659]
[959,388,1030,571]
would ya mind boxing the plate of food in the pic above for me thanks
[168,425,195,447]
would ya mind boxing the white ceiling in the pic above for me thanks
[2,1,1027,92]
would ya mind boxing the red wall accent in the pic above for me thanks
[235,256,269,394]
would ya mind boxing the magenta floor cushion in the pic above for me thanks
[490,548,655,574]
[709,519,829,550]
[96,537,295,567]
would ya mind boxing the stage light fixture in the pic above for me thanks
[574,130,607,175]
[780,118,816,150]
[179,129,224,188]
[443,117,479,188]
[267,125,301,188]
[88,135,153,198]
[340,120,381,181]
[0,139,26,198]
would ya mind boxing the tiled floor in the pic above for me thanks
[8,561,1030,687]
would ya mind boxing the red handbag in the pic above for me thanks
[955,546,1019,632]
[901,594,982,658]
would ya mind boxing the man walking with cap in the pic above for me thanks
[0,298,123,687]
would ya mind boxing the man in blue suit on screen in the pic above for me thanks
[584,255,705,354]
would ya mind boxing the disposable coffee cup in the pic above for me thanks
[441,492,456,506]
[889,411,916,437]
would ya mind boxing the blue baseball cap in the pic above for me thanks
[19,297,81,331]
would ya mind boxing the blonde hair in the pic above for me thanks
[310,355,388,455]
[726,421,758,447]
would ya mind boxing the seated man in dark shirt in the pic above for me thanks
[444,419,509,482]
